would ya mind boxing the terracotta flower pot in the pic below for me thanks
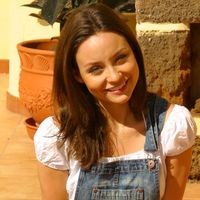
[18,39,57,124]
[24,117,39,140]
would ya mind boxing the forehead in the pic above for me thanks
[81,31,128,46]
[76,32,130,58]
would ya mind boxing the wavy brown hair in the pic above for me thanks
[52,3,147,169]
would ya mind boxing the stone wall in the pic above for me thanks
[135,0,200,105]
[190,24,200,105]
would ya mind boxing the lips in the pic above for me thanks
[106,80,127,92]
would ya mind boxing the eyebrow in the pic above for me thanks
[83,61,102,69]
[83,47,129,68]
[112,47,128,58]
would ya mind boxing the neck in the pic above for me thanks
[100,102,136,129]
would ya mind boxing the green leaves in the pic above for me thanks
[41,0,69,24]
[23,0,135,25]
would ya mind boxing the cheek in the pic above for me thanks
[84,78,105,97]
[126,60,139,78]
[131,57,139,79]
[128,63,139,89]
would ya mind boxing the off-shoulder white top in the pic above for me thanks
[34,105,196,200]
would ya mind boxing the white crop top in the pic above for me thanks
[34,104,196,200]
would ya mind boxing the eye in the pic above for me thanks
[115,54,128,64]
[87,65,103,75]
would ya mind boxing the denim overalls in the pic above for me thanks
[74,95,168,200]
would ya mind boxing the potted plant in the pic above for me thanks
[23,0,135,30]
[19,0,135,139]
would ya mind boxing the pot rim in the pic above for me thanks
[17,38,57,56]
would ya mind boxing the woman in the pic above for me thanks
[34,3,196,200]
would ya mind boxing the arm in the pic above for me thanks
[162,147,192,200]
[37,162,69,200]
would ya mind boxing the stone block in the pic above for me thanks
[136,0,200,23]
[190,24,200,105]
[137,30,191,105]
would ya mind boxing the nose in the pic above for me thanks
[106,66,122,83]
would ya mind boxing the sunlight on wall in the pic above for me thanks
[0,1,10,59]
[8,0,59,97]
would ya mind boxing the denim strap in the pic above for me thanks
[144,94,168,152]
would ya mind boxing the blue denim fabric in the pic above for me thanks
[144,95,168,152]
[74,95,168,200]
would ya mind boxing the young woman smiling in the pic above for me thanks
[34,3,196,200]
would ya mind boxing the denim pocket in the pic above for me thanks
[91,188,144,200]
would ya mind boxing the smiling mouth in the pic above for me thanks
[106,80,127,92]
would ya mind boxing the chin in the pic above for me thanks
[108,96,131,105]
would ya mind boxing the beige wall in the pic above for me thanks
[7,0,59,97]
[0,1,10,59]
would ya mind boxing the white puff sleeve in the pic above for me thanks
[34,117,69,170]
[161,105,197,156]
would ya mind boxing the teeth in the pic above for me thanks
[108,82,125,91]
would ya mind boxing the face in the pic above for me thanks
[75,32,139,107]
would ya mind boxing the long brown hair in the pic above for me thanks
[52,3,147,169]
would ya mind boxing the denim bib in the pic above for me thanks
[74,94,168,200]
